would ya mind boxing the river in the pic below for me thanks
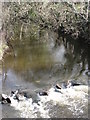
[0,29,89,118]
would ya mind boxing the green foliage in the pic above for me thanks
[2,2,90,45]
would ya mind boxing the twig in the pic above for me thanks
[20,23,24,41]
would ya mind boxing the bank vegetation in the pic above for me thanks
[0,1,90,60]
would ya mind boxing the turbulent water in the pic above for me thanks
[1,85,88,118]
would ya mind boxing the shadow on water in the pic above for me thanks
[56,31,90,76]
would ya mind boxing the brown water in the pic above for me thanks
[1,29,89,118]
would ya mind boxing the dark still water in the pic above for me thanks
[1,29,89,118]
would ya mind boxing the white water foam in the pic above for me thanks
[9,85,88,118]
[10,95,50,118]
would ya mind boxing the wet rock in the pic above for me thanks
[11,90,20,101]
[55,84,62,89]
[2,98,11,104]
[67,80,82,88]
[1,94,11,104]
[18,89,35,99]
[38,91,48,96]
[6,98,11,103]
[54,84,62,93]
[10,89,40,104]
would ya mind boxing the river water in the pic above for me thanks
[0,29,89,118]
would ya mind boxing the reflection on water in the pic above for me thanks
[1,28,89,118]
[6,41,53,71]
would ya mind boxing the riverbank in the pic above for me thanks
[0,43,8,61]
[0,39,8,75]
